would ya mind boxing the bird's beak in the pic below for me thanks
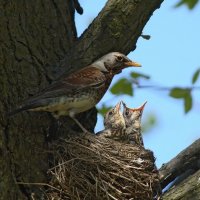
[138,101,147,111]
[115,101,121,113]
[131,101,147,112]
[121,101,127,108]
[124,61,141,67]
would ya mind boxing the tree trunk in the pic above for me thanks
[0,0,163,199]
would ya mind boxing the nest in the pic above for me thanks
[45,133,160,200]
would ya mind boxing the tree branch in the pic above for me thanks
[159,139,200,189]
[61,0,164,73]
[162,169,200,200]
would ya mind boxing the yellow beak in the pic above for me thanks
[124,61,141,67]
[115,101,121,113]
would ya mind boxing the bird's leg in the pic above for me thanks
[71,116,89,133]
[69,111,90,134]
[47,114,61,142]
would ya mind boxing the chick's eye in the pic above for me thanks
[125,111,129,116]
[116,56,123,62]
[108,111,113,115]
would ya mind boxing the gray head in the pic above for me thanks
[92,52,141,74]
[122,101,147,129]
[104,101,125,129]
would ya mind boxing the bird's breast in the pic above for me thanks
[31,91,97,117]
[29,81,111,117]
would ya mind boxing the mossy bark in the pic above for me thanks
[163,169,200,200]
[0,0,163,199]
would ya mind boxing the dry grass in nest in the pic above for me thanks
[45,133,160,200]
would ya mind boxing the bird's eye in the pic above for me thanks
[116,56,123,62]
[108,111,113,115]
[125,111,129,116]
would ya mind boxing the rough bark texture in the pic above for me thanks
[162,169,200,200]
[0,0,163,199]
[0,1,78,199]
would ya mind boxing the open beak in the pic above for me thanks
[121,101,127,109]
[114,101,121,113]
[124,61,141,67]
[131,101,147,112]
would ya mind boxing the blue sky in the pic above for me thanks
[75,1,200,167]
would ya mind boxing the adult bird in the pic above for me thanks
[122,101,147,146]
[96,101,126,140]
[9,52,141,132]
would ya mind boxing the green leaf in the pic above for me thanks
[192,68,200,84]
[170,88,193,113]
[175,0,199,9]
[142,114,157,133]
[110,78,133,96]
[98,105,112,116]
[169,87,189,98]
[130,72,150,80]
[184,92,193,113]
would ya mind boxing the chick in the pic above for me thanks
[96,101,126,141]
[122,101,147,146]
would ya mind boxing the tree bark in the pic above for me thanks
[62,0,164,74]
[0,0,163,199]
[162,169,200,200]
[159,139,200,189]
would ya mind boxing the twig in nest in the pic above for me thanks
[44,134,160,199]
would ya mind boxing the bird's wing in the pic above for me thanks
[35,66,108,99]
[95,129,113,138]
[65,66,108,86]
[8,67,109,115]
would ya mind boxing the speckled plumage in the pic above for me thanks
[122,101,147,146]
[96,102,127,141]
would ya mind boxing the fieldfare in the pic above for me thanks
[9,52,141,132]
[122,101,147,146]
[96,101,126,141]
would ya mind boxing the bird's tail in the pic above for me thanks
[8,97,48,118]
[8,106,27,117]
[7,102,38,117]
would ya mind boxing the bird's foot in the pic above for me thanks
[71,116,92,134]
[47,117,61,142]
